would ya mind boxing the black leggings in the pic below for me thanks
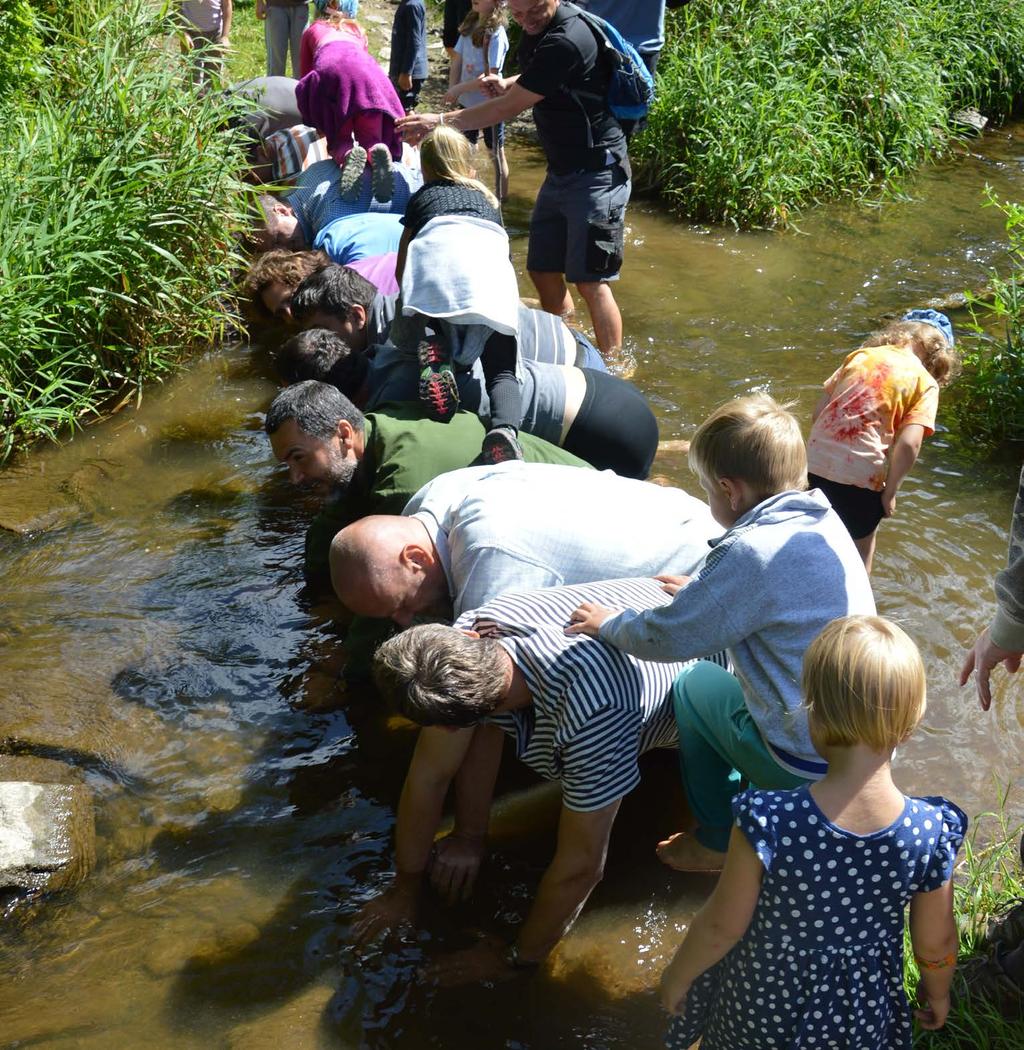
[563,369,659,479]
[481,331,521,433]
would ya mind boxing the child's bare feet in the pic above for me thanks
[656,832,726,873]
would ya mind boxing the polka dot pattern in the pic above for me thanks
[666,787,966,1050]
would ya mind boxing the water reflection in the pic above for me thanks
[1,125,1024,1047]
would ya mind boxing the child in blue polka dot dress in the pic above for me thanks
[660,615,966,1050]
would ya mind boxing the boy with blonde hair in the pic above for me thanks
[568,394,876,872]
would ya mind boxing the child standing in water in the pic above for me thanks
[807,309,958,572]
[444,0,510,200]
[661,615,965,1050]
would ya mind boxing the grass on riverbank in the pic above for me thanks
[635,0,1024,227]
[0,0,252,461]
[949,193,1024,450]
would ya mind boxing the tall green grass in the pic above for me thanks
[949,193,1024,450]
[636,0,1024,227]
[0,0,252,461]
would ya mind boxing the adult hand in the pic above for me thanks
[349,880,419,947]
[959,627,1023,711]
[420,936,519,987]
[654,574,692,597]
[564,602,616,637]
[396,112,442,146]
[881,488,897,517]
[479,73,511,98]
[429,831,486,904]
[398,72,413,92]
[914,991,950,1031]
[255,0,267,19]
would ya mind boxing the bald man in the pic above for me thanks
[330,461,721,624]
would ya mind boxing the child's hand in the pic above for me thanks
[443,89,459,106]
[659,968,690,1015]
[480,73,510,97]
[914,991,949,1030]
[398,72,413,92]
[654,574,692,596]
[565,602,616,637]
[255,0,266,19]
[881,487,897,517]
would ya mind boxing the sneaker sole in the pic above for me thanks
[369,145,394,203]
[339,146,367,201]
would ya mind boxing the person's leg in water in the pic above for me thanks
[665,661,808,872]
[484,124,509,204]
[478,331,523,463]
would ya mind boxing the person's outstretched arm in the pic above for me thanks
[660,826,762,1014]
[350,725,475,944]
[881,422,925,517]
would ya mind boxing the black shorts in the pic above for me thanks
[563,368,658,479]
[808,473,884,540]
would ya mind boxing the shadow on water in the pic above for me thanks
[1,126,1024,1046]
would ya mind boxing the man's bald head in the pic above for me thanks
[330,515,450,625]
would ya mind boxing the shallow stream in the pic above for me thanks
[2,127,1024,1047]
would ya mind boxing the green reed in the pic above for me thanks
[635,0,1024,228]
[0,0,253,461]
[949,193,1024,450]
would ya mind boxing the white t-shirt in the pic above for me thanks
[181,0,223,36]
[453,26,509,108]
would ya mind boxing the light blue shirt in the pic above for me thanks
[403,461,723,617]
[577,0,665,55]
[313,213,404,264]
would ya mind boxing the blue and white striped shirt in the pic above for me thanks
[454,578,728,812]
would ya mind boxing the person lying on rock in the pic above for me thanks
[352,578,727,985]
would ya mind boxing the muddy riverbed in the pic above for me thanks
[1,126,1024,1047]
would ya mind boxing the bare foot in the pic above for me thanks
[656,832,726,873]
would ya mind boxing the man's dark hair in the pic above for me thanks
[264,380,366,438]
[291,264,378,322]
[276,329,370,400]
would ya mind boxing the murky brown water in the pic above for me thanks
[2,126,1024,1048]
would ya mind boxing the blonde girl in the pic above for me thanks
[394,125,523,464]
[299,0,368,77]
[660,615,966,1050]
[807,309,959,572]
[443,0,510,200]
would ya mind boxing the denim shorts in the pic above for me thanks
[527,162,631,283]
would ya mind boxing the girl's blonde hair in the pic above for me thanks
[803,615,926,752]
[419,125,499,209]
[688,393,807,498]
[458,1,507,48]
[862,321,959,387]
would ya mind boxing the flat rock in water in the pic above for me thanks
[0,780,96,899]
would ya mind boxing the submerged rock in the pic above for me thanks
[0,778,96,903]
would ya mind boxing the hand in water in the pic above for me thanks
[564,602,616,637]
[350,881,419,947]
[654,574,692,597]
[959,626,1023,710]
[420,936,517,987]
[429,832,486,904]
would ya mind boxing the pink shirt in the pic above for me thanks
[299,18,369,77]
[807,344,939,491]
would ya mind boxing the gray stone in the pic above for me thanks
[0,780,96,898]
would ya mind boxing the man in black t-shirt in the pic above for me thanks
[396,0,631,362]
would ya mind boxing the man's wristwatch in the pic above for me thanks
[503,942,539,969]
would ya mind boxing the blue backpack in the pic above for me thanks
[569,5,656,124]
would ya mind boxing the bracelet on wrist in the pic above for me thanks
[914,951,956,970]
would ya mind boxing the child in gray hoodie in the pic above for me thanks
[567,394,875,872]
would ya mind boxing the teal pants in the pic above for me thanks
[672,660,808,852]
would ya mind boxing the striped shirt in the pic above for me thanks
[454,578,728,812]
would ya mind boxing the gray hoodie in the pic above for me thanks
[598,488,876,773]
[991,465,1024,651]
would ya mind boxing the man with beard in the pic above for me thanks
[264,381,588,590]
